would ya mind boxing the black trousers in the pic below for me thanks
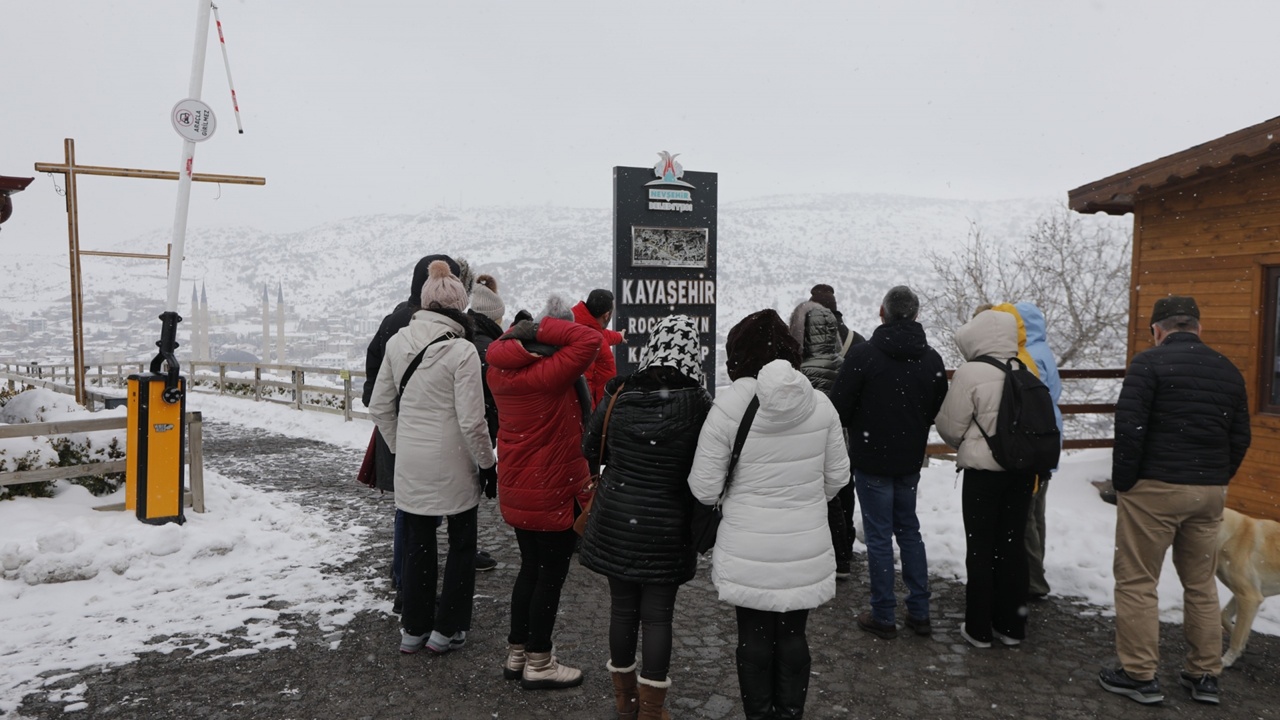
[827,494,852,567]
[735,606,811,720]
[509,527,577,652]
[608,578,679,681]
[401,506,477,638]
[961,468,1034,642]
[837,481,856,544]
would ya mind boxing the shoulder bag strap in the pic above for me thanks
[596,382,625,470]
[395,332,457,413]
[719,395,760,503]
[973,355,1007,372]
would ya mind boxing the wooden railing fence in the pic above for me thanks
[0,411,206,513]
[2,361,1124,455]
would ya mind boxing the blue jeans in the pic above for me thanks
[855,470,930,625]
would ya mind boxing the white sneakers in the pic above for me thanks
[426,630,467,654]
[400,629,466,654]
[959,622,992,649]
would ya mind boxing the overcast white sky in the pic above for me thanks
[3,0,1279,252]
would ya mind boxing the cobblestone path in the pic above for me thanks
[15,421,1280,719]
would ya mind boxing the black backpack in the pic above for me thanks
[972,355,1060,474]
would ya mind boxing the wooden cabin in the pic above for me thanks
[1069,116,1280,520]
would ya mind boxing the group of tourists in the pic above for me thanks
[359,252,1252,716]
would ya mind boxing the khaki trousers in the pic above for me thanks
[1113,479,1226,680]
[1025,476,1050,596]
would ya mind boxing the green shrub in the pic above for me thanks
[0,448,55,499]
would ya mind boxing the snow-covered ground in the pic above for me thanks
[1,387,1276,714]
[0,390,378,715]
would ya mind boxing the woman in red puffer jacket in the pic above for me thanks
[486,294,598,690]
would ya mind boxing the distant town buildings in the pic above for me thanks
[12,282,378,371]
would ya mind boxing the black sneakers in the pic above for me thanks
[476,550,497,572]
[1178,671,1221,705]
[856,611,898,640]
[1098,667,1164,704]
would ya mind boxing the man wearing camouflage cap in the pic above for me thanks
[1099,296,1251,706]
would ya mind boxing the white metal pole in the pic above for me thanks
[211,3,244,134]
[166,0,212,315]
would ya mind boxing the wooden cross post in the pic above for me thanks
[34,137,265,405]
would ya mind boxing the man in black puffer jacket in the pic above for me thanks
[828,285,948,640]
[1100,296,1250,707]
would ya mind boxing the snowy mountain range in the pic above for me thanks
[2,193,1129,373]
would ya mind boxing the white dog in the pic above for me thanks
[1217,507,1280,667]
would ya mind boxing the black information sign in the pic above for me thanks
[613,156,718,395]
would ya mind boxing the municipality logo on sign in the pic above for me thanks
[647,151,694,212]
[647,151,694,188]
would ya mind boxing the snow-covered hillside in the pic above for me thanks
[2,193,1130,376]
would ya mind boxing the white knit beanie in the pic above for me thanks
[469,274,506,325]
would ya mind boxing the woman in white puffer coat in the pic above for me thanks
[687,309,850,720]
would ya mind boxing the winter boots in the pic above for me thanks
[608,660,638,719]
[503,643,526,680]
[521,650,584,690]
[636,675,672,720]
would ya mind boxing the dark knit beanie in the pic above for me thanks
[809,284,838,313]
[726,309,802,381]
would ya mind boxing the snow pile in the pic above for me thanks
[0,469,377,714]
[0,389,129,475]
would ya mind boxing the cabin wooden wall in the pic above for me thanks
[1129,156,1280,519]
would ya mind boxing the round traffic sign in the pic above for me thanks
[171,99,217,142]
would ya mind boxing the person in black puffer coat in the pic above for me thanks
[579,315,713,720]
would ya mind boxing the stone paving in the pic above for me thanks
[14,421,1280,719]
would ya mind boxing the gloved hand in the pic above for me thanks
[478,464,498,499]
[503,320,539,342]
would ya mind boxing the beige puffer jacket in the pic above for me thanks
[934,310,1018,471]
[368,310,496,516]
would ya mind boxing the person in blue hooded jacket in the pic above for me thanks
[1014,302,1062,601]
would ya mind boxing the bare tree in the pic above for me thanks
[921,206,1132,368]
